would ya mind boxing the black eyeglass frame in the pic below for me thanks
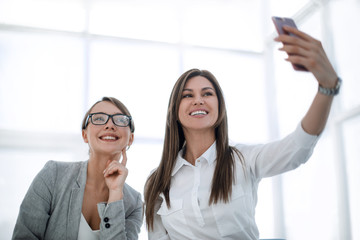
[84,112,133,131]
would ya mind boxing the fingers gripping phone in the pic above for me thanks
[272,16,308,71]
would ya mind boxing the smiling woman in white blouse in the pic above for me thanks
[12,97,143,240]
[144,27,341,240]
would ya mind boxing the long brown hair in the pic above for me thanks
[144,69,244,230]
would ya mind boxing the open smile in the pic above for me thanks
[99,134,119,141]
[190,110,208,116]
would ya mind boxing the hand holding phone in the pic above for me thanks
[272,16,308,71]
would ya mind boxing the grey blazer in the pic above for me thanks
[12,160,143,240]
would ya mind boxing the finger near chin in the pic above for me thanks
[121,157,127,167]
[104,166,116,176]
[121,150,127,166]
[107,160,121,170]
[105,159,112,167]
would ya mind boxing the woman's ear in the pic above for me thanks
[82,129,89,143]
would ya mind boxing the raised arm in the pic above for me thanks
[275,25,340,135]
[100,150,143,239]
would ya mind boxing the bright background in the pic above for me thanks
[0,0,359,239]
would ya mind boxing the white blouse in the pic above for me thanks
[149,123,319,240]
[77,213,100,240]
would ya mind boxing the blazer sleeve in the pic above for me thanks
[12,161,56,240]
[97,188,143,240]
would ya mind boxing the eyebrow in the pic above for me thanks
[182,87,215,92]
[90,112,123,115]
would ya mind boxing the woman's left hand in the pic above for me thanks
[103,148,128,201]
[275,25,338,88]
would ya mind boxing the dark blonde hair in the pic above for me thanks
[144,69,244,230]
[81,96,135,133]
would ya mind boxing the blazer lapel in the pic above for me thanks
[67,161,88,239]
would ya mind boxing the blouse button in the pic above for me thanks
[104,217,109,222]
[105,223,111,228]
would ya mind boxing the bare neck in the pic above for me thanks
[183,129,215,165]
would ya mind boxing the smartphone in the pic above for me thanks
[272,16,298,36]
[272,16,308,71]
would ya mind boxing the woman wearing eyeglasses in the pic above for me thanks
[12,97,143,240]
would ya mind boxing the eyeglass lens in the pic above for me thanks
[91,113,130,127]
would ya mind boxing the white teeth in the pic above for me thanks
[191,110,207,116]
[102,136,116,140]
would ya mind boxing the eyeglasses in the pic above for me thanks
[84,112,132,129]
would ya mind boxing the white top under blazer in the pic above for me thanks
[77,214,100,240]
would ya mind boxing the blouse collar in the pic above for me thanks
[172,141,217,176]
